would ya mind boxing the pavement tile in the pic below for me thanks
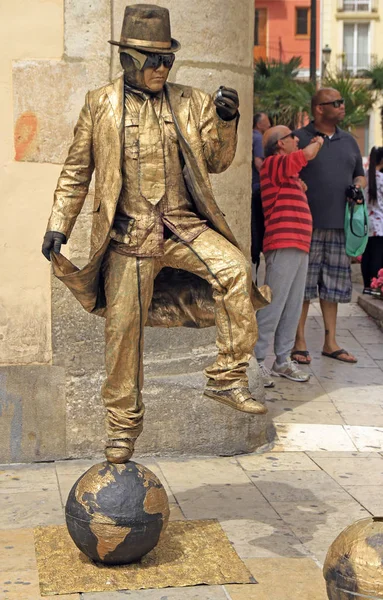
[237,452,319,472]
[156,457,251,493]
[343,485,383,514]
[0,490,64,529]
[271,500,370,564]
[272,423,357,452]
[250,470,352,503]
[310,455,383,486]
[321,382,383,404]
[362,343,383,360]
[265,399,344,425]
[265,379,331,403]
[307,451,378,458]
[220,518,308,559]
[310,366,383,384]
[344,425,383,451]
[311,352,379,369]
[225,557,328,600]
[81,587,228,599]
[0,463,57,493]
[0,528,36,572]
[172,482,272,520]
[354,329,383,344]
[376,360,383,370]
[331,401,383,427]
[336,304,368,317]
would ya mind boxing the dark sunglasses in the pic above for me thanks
[143,53,175,70]
[279,132,295,141]
[319,98,345,108]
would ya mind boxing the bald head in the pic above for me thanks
[311,88,338,113]
[263,126,296,157]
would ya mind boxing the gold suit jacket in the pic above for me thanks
[48,75,269,326]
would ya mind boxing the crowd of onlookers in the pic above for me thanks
[251,87,383,387]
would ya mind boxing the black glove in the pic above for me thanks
[213,86,239,121]
[42,231,67,261]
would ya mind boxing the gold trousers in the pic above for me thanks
[101,228,257,440]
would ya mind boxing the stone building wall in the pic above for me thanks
[0,0,270,463]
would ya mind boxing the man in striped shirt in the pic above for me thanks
[255,125,323,385]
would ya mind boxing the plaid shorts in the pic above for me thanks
[304,228,352,303]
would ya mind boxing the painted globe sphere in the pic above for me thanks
[324,517,383,599]
[65,461,170,565]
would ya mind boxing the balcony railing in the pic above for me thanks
[337,0,377,11]
[337,53,377,76]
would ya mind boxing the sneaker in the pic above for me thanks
[258,362,275,388]
[271,359,310,382]
[204,385,268,414]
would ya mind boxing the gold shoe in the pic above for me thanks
[204,386,268,415]
[105,439,135,464]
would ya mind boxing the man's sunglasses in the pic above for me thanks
[318,98,345,108]
[279,132,295,142]
[143,53,175,70]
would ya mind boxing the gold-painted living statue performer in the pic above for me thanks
[42,4,270,464]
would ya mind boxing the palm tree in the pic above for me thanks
[254,57,375,132]
[253,57,315,128]
[322,71,375,130]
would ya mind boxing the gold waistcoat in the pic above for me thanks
[110,88,208,256]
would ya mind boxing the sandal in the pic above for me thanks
[291,350,311,365]
[321,349,357,364]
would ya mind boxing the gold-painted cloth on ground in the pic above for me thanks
[34,520,255,596]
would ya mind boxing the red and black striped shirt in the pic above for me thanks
[260,150,312,253]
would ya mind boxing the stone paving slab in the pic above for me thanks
[82,587,228,599]
[308,455,383,486]
[344,425,383,451]
[250,470,354,503]
[343,485,383,514]
[226,558,328,600]
[237,451,319,472]
[220,517,308,559]
[265,398,344,425]
[272,423,357,452]
[271,500,370,564]
[0,462,57,493]
[331,401,383,427]
[0,490,64,530]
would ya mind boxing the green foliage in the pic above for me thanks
[253,57,315,128]
[322,71,375,130]
[254,57,375,131]
[363,61,383,91]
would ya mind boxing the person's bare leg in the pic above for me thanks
[292,300,311,364]
[320,299,357,362]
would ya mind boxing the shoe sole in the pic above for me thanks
[203,390,268,415]
[271,370,310,382]
[263,381,275,388]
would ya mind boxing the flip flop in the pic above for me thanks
[291,350,311,365]
[321,349,357,364]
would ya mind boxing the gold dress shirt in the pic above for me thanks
[111,88,208,257]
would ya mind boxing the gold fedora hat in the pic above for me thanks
[109,4,180,54]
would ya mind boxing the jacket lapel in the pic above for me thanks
[106,74,124,133]
[165,83,191,139]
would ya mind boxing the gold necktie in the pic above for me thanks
[138,96,166,206]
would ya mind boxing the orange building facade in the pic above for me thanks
[254,0,321,74]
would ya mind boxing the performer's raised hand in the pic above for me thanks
[214,86,239,121]
[42,231,67,261]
